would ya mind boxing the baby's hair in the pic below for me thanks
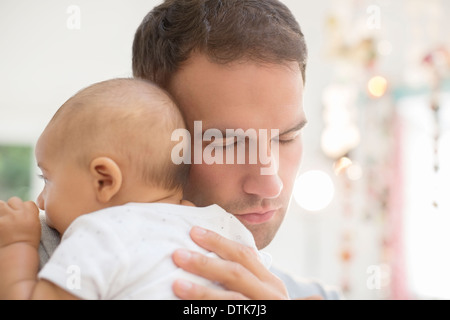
[47,78,189,191]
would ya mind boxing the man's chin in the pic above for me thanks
[240,218,283,250]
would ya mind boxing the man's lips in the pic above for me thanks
[236,209,277,224]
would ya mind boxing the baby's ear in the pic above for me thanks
[90,157,122,203]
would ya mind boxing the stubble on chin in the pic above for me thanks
[242,208,286,249]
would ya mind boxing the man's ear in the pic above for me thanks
[89,157,122,204]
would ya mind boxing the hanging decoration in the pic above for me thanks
[322,0,393,298]
[320,0,450,300]
[422,47,450,209]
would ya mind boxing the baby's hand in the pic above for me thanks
[0,197,41,249]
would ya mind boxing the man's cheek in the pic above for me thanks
[185,163,228,204]
[286,141,304,172]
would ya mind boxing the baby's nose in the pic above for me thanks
[36,193,45,211]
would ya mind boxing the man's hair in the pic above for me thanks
[132,0,308,87]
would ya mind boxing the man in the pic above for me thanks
[39,0,340,299]
[132,0,341,299]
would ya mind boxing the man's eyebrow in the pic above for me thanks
[200,119,308,138]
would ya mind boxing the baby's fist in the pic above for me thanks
[0,197,41,249]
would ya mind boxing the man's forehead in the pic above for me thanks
[183,101,306,137]
[187,100,306,133]
[168,54,303,101]
[169,54,305,135]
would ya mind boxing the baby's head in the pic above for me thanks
[35,78,189,234]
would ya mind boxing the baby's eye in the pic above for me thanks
[38,174,48,183]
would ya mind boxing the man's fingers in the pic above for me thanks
[190,226,258,259]
[172,249,285,299]
[302,295,324,300]
[172,279,248,300]
[172,248,259,289]
[173,226,290,300]
[189,227,270,281]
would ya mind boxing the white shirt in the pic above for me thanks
[38,203,271,300]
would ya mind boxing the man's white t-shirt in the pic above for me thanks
[38,203,271,300]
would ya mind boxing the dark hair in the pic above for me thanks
[132,0,308,87]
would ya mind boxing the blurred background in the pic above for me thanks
[0,0,449,300]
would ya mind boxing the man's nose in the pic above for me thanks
[242,168,283,199]
[242,153,283,199]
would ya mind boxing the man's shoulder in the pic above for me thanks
[38,211,60,269]
[270,266,344,300]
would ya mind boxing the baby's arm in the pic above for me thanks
[0,197,41,299]
[0,197,78,300]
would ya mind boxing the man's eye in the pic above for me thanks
[278,138,295,145]
[38,174,48,183]
[276,131,302,145]
[210,137,242,149]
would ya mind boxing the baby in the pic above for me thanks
[0,78,270,300]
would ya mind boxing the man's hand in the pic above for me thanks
[171,226,290,300]
[0,197,41,249]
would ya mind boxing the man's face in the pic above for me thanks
[168,54,307,249]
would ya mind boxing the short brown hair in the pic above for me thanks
[132,0,308,87]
